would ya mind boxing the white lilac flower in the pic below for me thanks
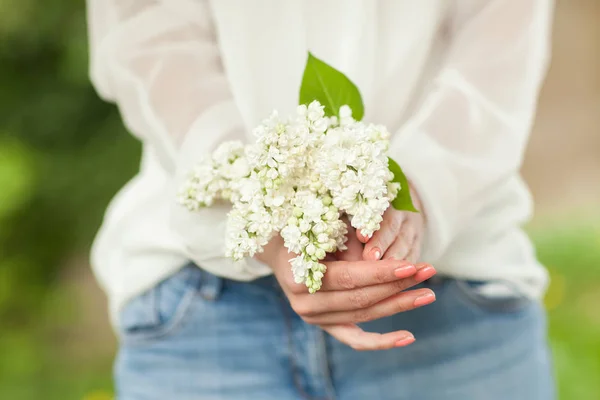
[298,100,330,134]
[248,103,328,188]
[316,107,396,237]
[177,162,218,211]
[177,141,248,210]
[280,190,347,292]
[225,199,275,261]
[179,101,400,293]
[338,104,354,127]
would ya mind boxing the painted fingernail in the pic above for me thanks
[417,266,436,280]
[394,264,416,277]
[413,292,436,307]
[371,248,382,260]
[395,335,415,347]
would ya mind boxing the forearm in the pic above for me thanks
[389,0,554,262]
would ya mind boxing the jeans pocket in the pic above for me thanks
[450,279,532,315]
[118,264,203,344]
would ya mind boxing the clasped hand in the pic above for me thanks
[257,189,435,351]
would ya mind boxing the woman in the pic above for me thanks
[87,1,556,399]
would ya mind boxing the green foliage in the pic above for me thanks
[299,52,416,211]
[388,157,418,212]
[0,3,139,396]
[299,52,364,120]
[529,220,600,400]
[0,0,140,333]
[0,138,35,220]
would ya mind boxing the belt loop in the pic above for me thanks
[198,268,223,301]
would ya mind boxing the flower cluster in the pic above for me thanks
[178,101,399,292]
[317,106,400,237]
[282,190,348,292]
[177,141,248,210]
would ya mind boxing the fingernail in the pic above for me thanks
[394,264,416,277]
[371,248,381,260]
[395,335,415,347]
[413,292,436,307]
[416,266,436,280]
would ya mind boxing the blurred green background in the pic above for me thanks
[0,1,599,399]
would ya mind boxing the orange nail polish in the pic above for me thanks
[372,248,381,260]
[394,265,416,277]
[417,266,436,280]
[413,293,436,307]
[395,336,415,347]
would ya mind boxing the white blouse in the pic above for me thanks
[87,0,554,318]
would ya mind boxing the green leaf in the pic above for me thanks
[299,52,364,120]
[388,157,418,212]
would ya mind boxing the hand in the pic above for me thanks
[358,185,425,263]
[333,218,365,262]
[256,235,436,351]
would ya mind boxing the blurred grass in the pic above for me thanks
[0,215,598,399]
[532,217,600,399]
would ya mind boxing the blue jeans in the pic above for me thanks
[115,264,555,400]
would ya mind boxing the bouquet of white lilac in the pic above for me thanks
[178,53,417,293]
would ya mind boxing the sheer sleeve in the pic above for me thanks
[389,0,554,262]
[87,0,271,279]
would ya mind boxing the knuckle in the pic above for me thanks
[395,297,413,313]
[393,278,412,292]
[291,284,307,295]
[407,212,422,225]
[388,215,402,234]
[377,233,391,249]
[301,315,318,325]
[283,274,302,293]
[353,309,372,323]
[348,288,371,309]
[373,265,389,284]
[337,267,356,290]
[291,300,311,317]
[396,229,412,244]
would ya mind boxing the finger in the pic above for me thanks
[362,208,405,261]
[356,229,370,244]
[382,229,416,261]
[296,263,436,315]
[322,324,415,351]
[402,239,421,264]
[321,259,417,291]
[306,288,436,325]
[336,225,363,262]
[323,253,337,262]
